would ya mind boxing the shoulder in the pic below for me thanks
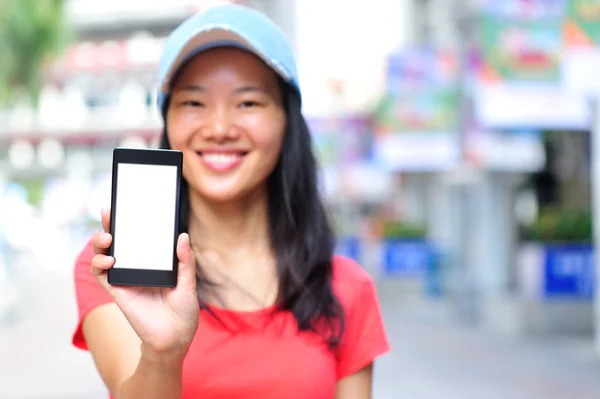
[331,255,374,290]
[329,256,390,378]
[330,255,377,311]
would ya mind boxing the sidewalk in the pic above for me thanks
[374,284,600,399]
[0,253,599,398]
[0,253,107,399]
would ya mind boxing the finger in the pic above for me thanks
[91,253,115,275]
[91,254,115,293]
[92,232,112,255]
[176,233,197,293]
[101,208,111,233]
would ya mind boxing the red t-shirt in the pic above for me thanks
[72,239,390,398]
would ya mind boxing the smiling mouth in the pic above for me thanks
[199,153,245,163]
[196,151,248,171]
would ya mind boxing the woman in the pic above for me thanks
[72,4,389,399]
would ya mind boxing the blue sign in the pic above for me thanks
[386,47,457,93]
[383,240,433,277]
[543,244,595,299]
[335,237,360,262]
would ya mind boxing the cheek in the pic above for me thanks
[255,132,284,157]
[248,116,286,161]
[165,119,190,151]
[165,118,197,181]
[252,132,284,176]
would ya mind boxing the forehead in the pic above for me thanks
[172,47,280,88]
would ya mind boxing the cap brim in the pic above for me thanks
[160,28,283,93]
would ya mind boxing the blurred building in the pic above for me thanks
[0,0,302,223]
[0,0,298,175]
[0,0,596,345]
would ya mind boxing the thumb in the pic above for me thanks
[176,233,197,292]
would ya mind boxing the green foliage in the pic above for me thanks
[21,177,45,207]
[0,0,69,107]
[525,207,593,243]
[381,220,427,239]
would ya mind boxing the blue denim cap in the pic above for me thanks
[157,4,300,117]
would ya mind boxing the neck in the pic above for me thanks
[187,186,272,263]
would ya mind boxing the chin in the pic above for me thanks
[201,191,244,204]
[193,183,251,204]
[187,174,268,205]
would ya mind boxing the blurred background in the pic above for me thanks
[1,0,600,398]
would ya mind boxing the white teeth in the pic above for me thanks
[202,154,240,164]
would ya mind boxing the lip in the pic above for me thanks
[196,149,248,172]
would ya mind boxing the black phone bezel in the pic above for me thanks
[107,147,183,288]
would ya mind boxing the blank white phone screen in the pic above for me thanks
[113,163,177,271]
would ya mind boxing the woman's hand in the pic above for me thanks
[91,208,199,364]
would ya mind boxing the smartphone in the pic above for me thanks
[107,147,183,287]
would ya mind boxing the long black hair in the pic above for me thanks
[159,80,344,349]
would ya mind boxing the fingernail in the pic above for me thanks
[102,233,110,241]
[105,256,114,265]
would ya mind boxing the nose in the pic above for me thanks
[201,105,239,142]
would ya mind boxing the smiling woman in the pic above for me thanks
[71,4,390,399]
[166,48,286,203]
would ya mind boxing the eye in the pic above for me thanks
[182,100,204,107]
[239,100,260,108]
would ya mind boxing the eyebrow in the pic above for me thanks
[234,85,268,95]
[174,84,269,94]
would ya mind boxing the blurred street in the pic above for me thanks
[1,1,600,398]
[1,246,599,399]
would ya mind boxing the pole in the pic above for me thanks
[591,98,600,356]
[452,0,478,324]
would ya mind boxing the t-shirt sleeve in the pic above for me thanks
[72,238,114,350]
[335,260,391,380]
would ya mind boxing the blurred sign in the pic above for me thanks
[467,130,546,171]
[561,0,600,96]
[386,48,457,91]
[52,37,166,74]
[474,83,591,129]
[473,0,596,128]
[339,162,395,203]
[480,0,566,18]
[560,48,600,95]
[373,48,459,171]
[543,244,595,299]
[373,91,459,133]
[564,0,600,47]
[477,0,565,83]
[373,133,459,171]
[383,240,433,277]
[307,116,370,167]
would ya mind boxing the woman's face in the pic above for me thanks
[166,47,286,203]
